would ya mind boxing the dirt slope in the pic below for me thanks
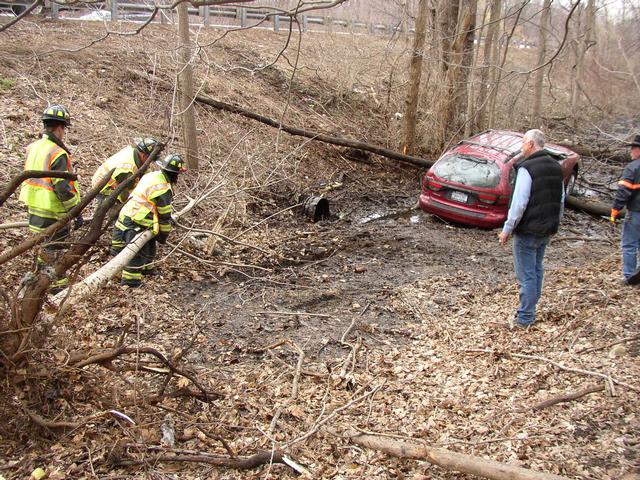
[0,19,638,480]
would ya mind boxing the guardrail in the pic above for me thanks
[43,1,413,35]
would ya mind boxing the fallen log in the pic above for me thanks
[193,93,434,169]
[52,195,198,311]
[126,68,434,169]
[555,141,627,163]
[565,195,619,218]
[347,430,570,480]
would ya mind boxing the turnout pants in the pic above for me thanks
[28,212,71,291]
[112,216,156,287]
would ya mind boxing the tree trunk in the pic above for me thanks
[177,2,199,170]
[438,0,459,73]
[532,0,551,126]
[475,0,502,130]
[438,0,475,146]
[488,1,524,127]
[457,0,477,136]
[402,0,430,155]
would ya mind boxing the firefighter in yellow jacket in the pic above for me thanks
[91,137,159,207]
[111,154,186,287]
[19,104,81,291]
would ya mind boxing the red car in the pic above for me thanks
[419,130,581,229]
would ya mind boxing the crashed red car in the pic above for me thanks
[419,130,581,229]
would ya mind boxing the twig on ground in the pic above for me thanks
[465,348,639,393]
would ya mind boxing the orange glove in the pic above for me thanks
[610,209,620,224]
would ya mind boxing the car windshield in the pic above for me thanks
[433,154,502,188]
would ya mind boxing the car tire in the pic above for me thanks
[565,171,577,197]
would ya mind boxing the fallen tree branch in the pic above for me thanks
[346,430,570,480]
[70,345,211,401]
[0,170,77,208]
[0,173,108,267]
[285,381,384,448]
[112,448,288,470]
[51,185,208,311]
[0,221,28,230]
[575,335,640,354]
[529,384,605,411]
[127,68,434,169]
[0,0,44,33]
[465,349,639,393]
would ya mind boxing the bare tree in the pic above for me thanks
[402,0,430,155]
[177,1,200,170]
[569,0,596,127]
[474,0,503,131]
[532,0,551,126]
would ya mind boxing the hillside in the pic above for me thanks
[0,19,639,480]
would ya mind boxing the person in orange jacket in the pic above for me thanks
[610,134,640,284]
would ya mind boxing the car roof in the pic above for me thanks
[449,130,524,163]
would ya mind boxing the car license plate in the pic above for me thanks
[450,191,468,203]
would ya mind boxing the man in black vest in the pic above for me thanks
[498,129,564,328]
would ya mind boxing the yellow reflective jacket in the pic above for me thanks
[91,145,140,201]
[19,134,80,218]
[119,170,173,235]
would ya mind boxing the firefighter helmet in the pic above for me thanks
[156,154,186,174]
[134,137,159,155]
[42,104,71,126]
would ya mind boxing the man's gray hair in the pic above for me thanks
[524,129,545,149]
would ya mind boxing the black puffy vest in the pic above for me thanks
[514,150,564,236]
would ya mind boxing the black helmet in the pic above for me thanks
[42,104,71,126]
[134,137,159,155]
[156,154,186,174]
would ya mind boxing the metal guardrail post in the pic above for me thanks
[200,4,209,26]
[302,14,307,32]
[51,0,59,19]
[110,0,118,22]
[273,14,279,32]
[239,7,246,27]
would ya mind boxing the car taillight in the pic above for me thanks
[478,193,497,204]
[426,179,443,191]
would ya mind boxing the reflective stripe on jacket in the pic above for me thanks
[91,145,139,199]
[119,171,172,235]
[18,135,80,216]
[612,158,640,213]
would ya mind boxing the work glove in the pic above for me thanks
[610,209,620,225]
[74,215,84,230]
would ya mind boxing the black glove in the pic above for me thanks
[74,215,84,230]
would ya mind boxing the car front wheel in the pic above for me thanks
[565,171,577,197]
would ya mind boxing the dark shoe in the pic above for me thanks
[507,316,528,330]
[142,268,159,277]
[121,280,142,288]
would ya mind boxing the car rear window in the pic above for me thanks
[433,154,502,188]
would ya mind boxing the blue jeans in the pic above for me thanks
[512,233,550,326]
[621,210,640,279]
